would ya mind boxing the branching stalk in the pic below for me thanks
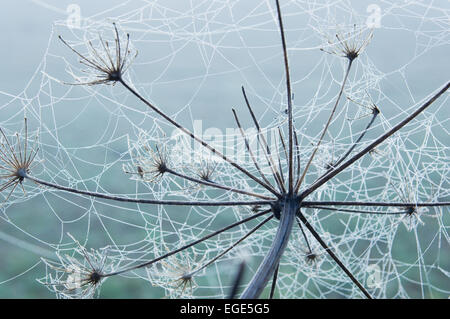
[165,168,275,200]
[232,109,277,193]
[297,209,372,298]
[302,81,450,199]
[25,174,272,207]
[275,0,294,194]
[189,215,273,277]
[104,210,271,277]
[301,200,450,207]
[119,79,280,197]
[241,87,286,193]
[295,60,353,192]
[316,109,378,183]
[308,206,412,215]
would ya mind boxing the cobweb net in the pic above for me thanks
[0,0,448,298]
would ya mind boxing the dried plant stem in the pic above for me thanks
[317,109,378,182]
[165,168,275,200]
[269,263,280,299]
[308,206,412,215]
[231,108,278,193]
[241,87,285,193]
[297,209,372,298]
[189,215,273,277]
[241,197,298,298]
[26,173,446,210]
[24,174,272,207]
[119,79,280,197]
[302,201,450,208]
[295,60,354,193]
[296,218,313,253]
[228,260,246,299]
[104,209,271,277]
[302,81,450,199]
[293,129,301,181]
[335,110,378,167]
[275,0,294,194]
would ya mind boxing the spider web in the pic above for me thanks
[0,0,448,298]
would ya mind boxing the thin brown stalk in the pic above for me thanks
[119,79,280,197]
[231,109,277,194]
[295,60,353,193]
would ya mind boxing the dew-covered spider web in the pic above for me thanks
[0,0,449,298]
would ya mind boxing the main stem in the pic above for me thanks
[240,197,298,298]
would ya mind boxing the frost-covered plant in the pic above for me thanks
[0,0,449,299]
[39,234,114,299]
